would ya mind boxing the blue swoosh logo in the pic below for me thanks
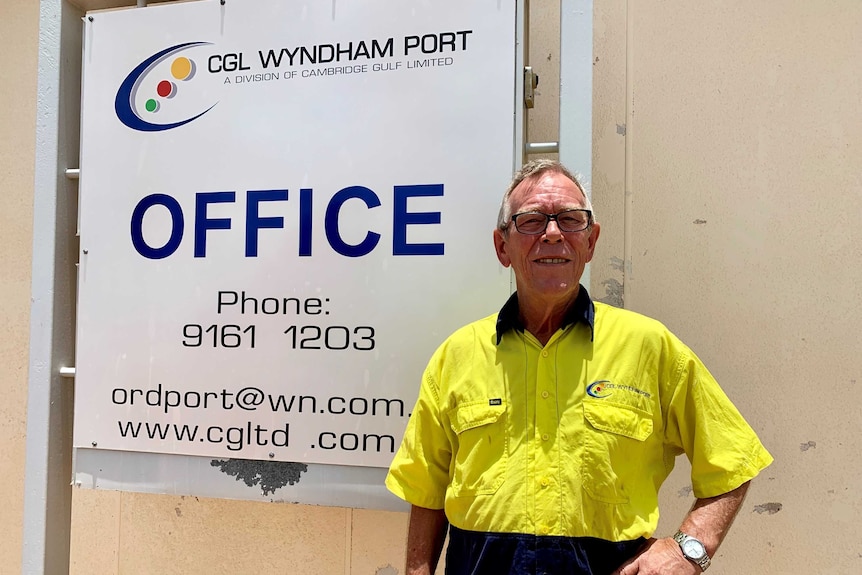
[115,42,216,132]
[586,380,612,398]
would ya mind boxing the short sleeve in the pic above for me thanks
[385,364,452,510]
[663,342,773,499]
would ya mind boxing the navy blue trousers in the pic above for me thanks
[446,525,645,575]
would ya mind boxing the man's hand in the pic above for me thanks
[611,537,701,575]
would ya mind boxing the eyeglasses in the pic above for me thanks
[510,209,592,234]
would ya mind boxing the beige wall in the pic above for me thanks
[3,0,859,573]
[590,2,862,574]
[70,490,409,574]
[0,1,40,573]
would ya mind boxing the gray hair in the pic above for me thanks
[496,159,594,232]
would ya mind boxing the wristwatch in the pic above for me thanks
[673,530,711,571]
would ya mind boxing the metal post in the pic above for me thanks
[559,0,594,287]
[514,0,528,169]
[22,0,81,572]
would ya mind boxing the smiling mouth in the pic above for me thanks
[534,258,569,264]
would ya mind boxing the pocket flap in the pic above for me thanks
[448,400,506,434]
[584,401,653,441]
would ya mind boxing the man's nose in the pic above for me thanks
[542,220,563,242]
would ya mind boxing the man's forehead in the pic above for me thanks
[512,172,586,208]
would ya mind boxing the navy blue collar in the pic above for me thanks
[495,285,595,345]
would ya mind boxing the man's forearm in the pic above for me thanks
[679,480,750,555]
[405,505,449,575]
[612,481,752,575]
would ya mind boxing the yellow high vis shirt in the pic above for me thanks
[386,290,773,542]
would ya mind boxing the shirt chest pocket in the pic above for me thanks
[582,401,654,504]
[448,401,508,497]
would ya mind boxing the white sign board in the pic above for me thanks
[75,0,517,468]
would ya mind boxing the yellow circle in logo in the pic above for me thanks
[171,57,192,80]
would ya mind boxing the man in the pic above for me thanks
[386,160,772,575]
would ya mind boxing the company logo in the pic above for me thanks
[115,42,216,132]
[586,380,612,398]
[586,380,652,399]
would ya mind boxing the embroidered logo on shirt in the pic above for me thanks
[586,381,613,398]
[489,398,502,406]
[587,380,652,399]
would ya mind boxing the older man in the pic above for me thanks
[386,160,772,575]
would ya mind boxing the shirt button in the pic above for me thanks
[541,390,549,399]
[542,433,550,441]
[542,350,549,357]
[540,478,549,487]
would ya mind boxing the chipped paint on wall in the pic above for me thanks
[211,459,308,496]
[598,278,624,308]
[753,502,783,515]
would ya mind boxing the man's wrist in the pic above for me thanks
[673,530,712,571]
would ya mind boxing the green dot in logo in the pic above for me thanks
[145,99,158,112]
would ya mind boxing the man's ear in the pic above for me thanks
[585,222,601,263]
[493,229,511,267]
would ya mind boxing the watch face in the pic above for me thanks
[682,538,706,560]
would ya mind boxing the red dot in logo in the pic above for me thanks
[157,80,174,98]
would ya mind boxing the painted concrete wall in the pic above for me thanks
[2,0,859,573]
[0,1,40,573]
[590,2,862,574]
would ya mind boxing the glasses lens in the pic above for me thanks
[556,210,590,232]
[513,213,548,234]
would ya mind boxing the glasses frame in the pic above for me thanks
[510,209,593,235]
